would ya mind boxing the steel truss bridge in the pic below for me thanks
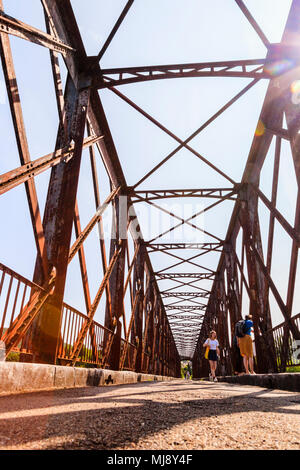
[0,0,300,378]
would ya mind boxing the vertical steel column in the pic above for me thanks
[215,272,232,376]
[157,305,163,375]
[132,244,145,372]
[142,276,155,373]
[224,244,243,374]
[147,284,156,374]
[239,185,278,373]
[105,193,127,370]
[31,75,90,363]
[151,298,160,375]
[161,314,166,376]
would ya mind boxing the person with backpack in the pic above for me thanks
[203,330,220,382]
[236,314,255,374]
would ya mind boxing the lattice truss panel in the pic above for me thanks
[0,0,300,376]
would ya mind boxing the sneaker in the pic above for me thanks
[209,375,213,382]
[214,377,218,382]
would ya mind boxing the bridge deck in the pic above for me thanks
[0,380,299,450]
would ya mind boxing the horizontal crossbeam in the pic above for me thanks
[156,272,215,280]
[165,305,206,311]
[162,292,210,298]
[130,187,238,202]
[167,315,205,321]
[95,59,268,88]
[147,243,222,252]
[0,135,103,195]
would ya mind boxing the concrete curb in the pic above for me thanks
[0,362,176,395]
[217,373,300,392]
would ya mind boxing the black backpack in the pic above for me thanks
[235,320,246,338]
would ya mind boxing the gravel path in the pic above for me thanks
[0,380,299,450]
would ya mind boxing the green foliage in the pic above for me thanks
[286,365,300,373]
[6,351,20,362]
[181,361,192,379]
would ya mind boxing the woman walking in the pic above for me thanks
[203,330,220,382]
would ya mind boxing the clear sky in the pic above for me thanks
[0,1,298,355]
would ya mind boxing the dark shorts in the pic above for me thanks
[208,350,218,362]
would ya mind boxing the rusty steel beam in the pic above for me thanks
[161,277,213,294]
[165,299,207,308]
[87,122,113,326]
[131,188,237,202]
[156,272,215,280]
[96,59,269,88]
[155,250,216,275]
[105,193,128,370]
[251,184,300,246]
[73,202,91,312]
[162,291,209,297]
[30,73,91,363]
[234,0,270,48]
[0,9,75,55]
[165,305,206,311]
[69,243,123,365]
[0,135,103,195]
[96,0,135,62]
[0,16,49,281]
[68,186,121,264]
[144,196,225,244]
[147,242,222,252]
[168,315,204,322]
[114,80,259,190]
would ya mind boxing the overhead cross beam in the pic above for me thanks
[147,242,223,252]
[111,84,259,188]
[162,292,210,298]
[130,188,238,202]
[156,272,215,280]
[95,59,269,88]
[165,305,206,311]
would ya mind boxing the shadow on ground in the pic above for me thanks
[0,380,299,449]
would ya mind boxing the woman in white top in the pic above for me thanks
[203,330,220,382]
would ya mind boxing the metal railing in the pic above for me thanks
[0,263,44,355]
[270,313,300,369]
[0,263,115,367]
[120,338,138,371]
[57,303,114,368]
[142,351,151,373]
